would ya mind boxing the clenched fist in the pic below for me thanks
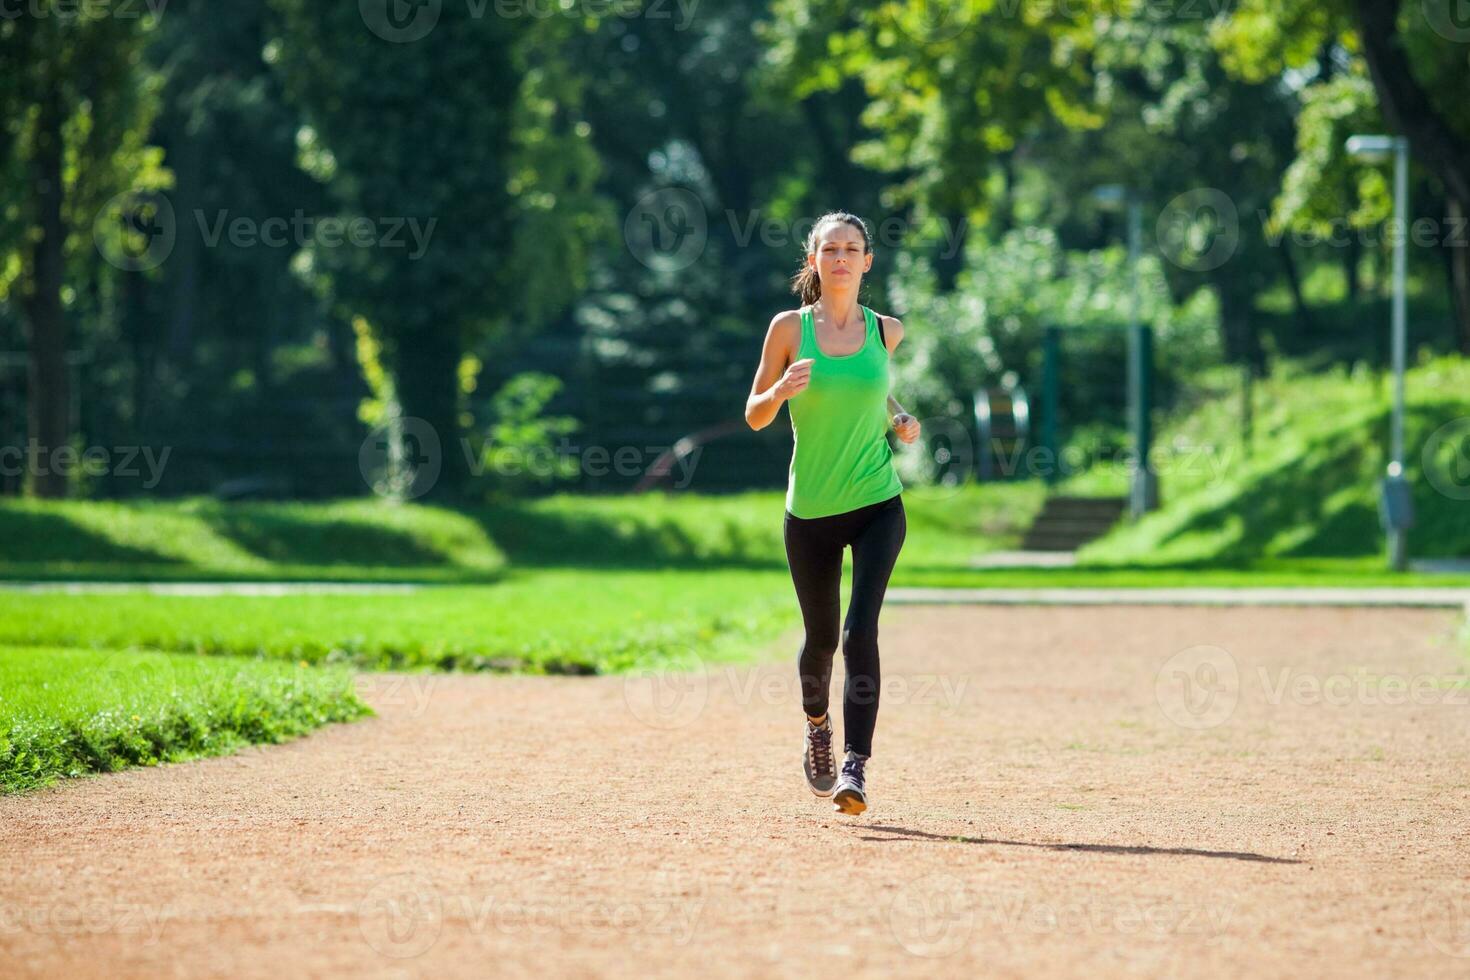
[776,358,814,401]
[891,412,920,444]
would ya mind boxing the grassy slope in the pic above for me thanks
[0,485,1045,673]
[0,497,506,582]
[0,647,370,793]
[1075,355,1470,568]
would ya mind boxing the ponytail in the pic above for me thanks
[792,264,821,306]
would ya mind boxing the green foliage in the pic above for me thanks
[268,0,610,492]
[0,2,169,298]
[887,228,1221,433]
[1269,73,1386,238]
[473,372,582,501]
[1079,355,1470,565]
[762,0,1102,217]
[0,647,369,794]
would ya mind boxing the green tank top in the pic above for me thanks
[785,304,904,519]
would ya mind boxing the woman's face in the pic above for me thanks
[809,222,871,293]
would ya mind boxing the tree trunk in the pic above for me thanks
[1345,231,1361,303]
[1446,195,1470,354]
[1276,239,1314,334]
[24,81,69,499]
[392,327,467,499]
[932,206,970,293]
[1352,0,1470,351]
[1212,276,1264,372]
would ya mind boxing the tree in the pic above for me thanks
[1212,0,1470,353]
[269,1,605,497]
[0,4,163,497]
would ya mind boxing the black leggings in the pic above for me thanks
[782,492,906,758]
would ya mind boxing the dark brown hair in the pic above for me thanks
[789,211,873,306]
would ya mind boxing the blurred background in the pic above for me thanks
[2,0,1470,573]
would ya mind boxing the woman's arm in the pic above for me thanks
[881,315,920,444]
[882,315,908,423]
[746,311,806,431]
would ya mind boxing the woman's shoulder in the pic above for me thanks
[865,308,906,350]
[767,308,806,333]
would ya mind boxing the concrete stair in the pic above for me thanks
[1019,495,1128,552]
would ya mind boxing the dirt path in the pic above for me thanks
[4,605,1470,978]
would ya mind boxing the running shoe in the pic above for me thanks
[803,715,837,797]
[832,752,868,815]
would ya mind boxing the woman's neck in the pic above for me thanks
[814,290,861,330]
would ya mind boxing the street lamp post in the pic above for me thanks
[1345,134,1413,571]
[1093,184,1157,520]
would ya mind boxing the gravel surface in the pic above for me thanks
[3,604,1469,978]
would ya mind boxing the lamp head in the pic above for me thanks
[1345,134,1400,162]
[1091,184,1127,211]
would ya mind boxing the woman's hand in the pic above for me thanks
[775,358,814,401]
[892,412,920,444]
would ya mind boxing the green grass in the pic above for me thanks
[0,484,1031,678]
[4,354,1469,794]
[1074,355,1470,568]
[0,647,370,794]
[892,558,1470,588]
[0,484,1042,582]
[0,497,507,582]
[0,569,803,675]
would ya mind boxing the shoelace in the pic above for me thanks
[840,756,865,788]
[807,723,834,774]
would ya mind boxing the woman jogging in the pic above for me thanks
[744,211,921,815]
